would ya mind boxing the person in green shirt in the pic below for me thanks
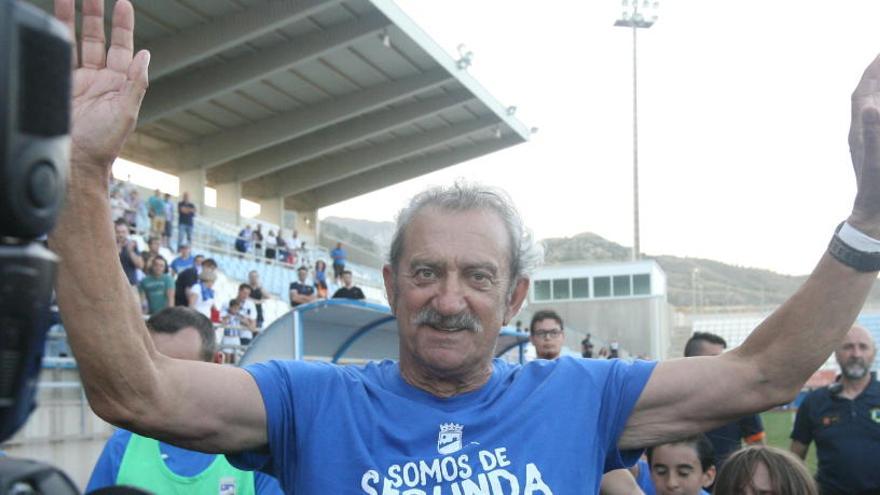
[139,256,174,315]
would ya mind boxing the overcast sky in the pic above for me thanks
[318,1,880,276]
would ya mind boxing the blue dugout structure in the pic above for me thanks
[239,299,529,366]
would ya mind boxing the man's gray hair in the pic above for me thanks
[388,182,543,286]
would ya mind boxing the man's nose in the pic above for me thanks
[433,272,467,315]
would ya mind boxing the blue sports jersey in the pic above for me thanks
[87,429,283,494]
[229,356,656,494]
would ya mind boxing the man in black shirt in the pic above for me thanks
[289,266,317,307]
[332,270,365,300]
[177,192,196,248]
[174,256,212,307]
[115,219,143,301]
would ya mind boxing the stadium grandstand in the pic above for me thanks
[13,0,533,488]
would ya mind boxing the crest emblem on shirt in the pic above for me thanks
[871,407,880,424]
[219,477,237,495]
[437,423,463,454]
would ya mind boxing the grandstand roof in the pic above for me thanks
[30,0,531,210]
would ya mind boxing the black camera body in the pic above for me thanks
[0,0,70,239]
[0,0,78,492]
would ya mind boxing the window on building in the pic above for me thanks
[572,277,590,298]
[553,279,570,299]
[594,276,611,298]
[534,280,551,301]
[613,275,631,296]
[633,274,651,295]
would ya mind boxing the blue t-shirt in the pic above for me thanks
[330,247,346,265]
[170,255,195,274]
[229,356,655,494]
[147,195,166,217]
[87,429,283,493]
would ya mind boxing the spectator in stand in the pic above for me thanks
[187,270,216,318]
[529,310,566,360]
[330,242,347,283]
[684,332,765,470]
[248,270,270,329]
[314,260,328,299]
[85,307,282,494]
[714,446,817,495]
[582,334,594,358]
[225,284,258,344]
[138,256,173,316]
[147,189,166,239]
[289,266,316,308]
[276,231,289,264]
[790,325,880,495]
[141,236,166,274]
[332,270,365,300]
[126,188,143,233]
[265,230,277,261]
[220,298,244,364]
[110,190,129,223]
[298,240,310,267]
[170,244,195,275]
[176,257,215,307]
[235,225,252,254]
[647,434,716,495]
[115,219,143,301]
[253,224,264,257]
[177,191,196,248]
[162,192,174,248]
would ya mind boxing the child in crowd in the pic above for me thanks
[647,434,716,495]
[713,446,817,495]
[220,298,243,364]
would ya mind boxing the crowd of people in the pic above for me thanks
[110,178,196,250]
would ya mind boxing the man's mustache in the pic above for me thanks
[412,307,482,333]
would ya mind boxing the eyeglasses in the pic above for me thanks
[533,329,563,340]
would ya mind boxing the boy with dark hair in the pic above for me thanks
[647,434,716,495]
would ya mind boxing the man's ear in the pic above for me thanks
[702,465,717,488]
[213,351,224,364]
[382,264,396,313]
[504,277,530,325]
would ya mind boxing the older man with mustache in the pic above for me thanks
[47,0,880,493]
[790,325,880,495]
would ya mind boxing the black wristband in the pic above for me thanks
[828,222,880,272]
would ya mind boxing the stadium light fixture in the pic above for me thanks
[456,44,474,70]
[615,0,658,261]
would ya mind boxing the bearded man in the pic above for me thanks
[791,325,880,495]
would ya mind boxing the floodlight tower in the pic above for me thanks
[615,0,658,261]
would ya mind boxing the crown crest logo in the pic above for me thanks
[439,423,463,433]
[437,423,464,454]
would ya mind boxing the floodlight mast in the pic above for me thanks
[615,0,658,261]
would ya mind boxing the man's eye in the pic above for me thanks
[414,268,435,280]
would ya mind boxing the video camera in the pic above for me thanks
[0,0,75,491]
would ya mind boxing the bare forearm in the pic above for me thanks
[737,253,875,400]
[50,164,161,422]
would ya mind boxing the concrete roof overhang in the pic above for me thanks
[29,0,531,210]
